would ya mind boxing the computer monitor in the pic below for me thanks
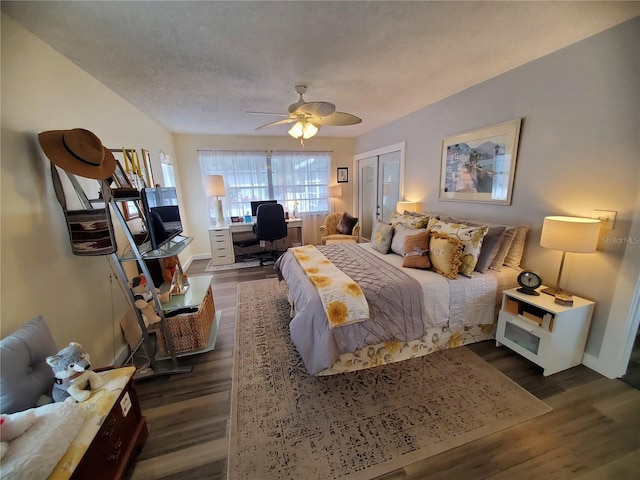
[250,199,277,217]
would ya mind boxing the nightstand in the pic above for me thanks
[496,287,595,376]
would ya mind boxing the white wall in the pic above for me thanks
[173,135,354,257]
[0,14,178,365]
[354,18,640,375]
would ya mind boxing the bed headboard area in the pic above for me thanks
[370,210,528,279]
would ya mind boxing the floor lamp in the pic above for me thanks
[328,186,343,212]
[539,216,600,296]
[396,201,417,213]
[206,175,226,226]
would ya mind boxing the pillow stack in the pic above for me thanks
[371,209,528,280]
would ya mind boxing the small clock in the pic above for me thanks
[517,271,542,296]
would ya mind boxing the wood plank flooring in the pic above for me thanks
[125,262,640,480]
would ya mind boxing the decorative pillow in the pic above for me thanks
[437,217,507,273]
[389,211,430,230]
[0,317,57,414]
[402,230,431,269]
[336,212,358,235]
[370,220,394,254]
[489,226,517,272]
[427,218,488,277]
[429,232,464,279]
[503,225,529,269]
[474,225,507,272]
[391,224,425,256]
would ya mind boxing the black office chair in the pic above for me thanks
[232,231,260,261]
[254,203,288,266]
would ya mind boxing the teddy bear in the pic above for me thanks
[161,256,188,284]
[129,274,170,325]
[0,410,36,460]
[46,342,104,403]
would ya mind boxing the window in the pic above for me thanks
[199,150,331,217]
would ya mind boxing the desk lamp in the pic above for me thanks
[206,175,226,226]
[539,215,600,296]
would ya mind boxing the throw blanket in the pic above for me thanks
[291,245,369,328]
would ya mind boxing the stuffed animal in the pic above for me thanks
[46,342,104,403]
[161,256,187,284]
[0,410,36,460]
[129,275,170,325]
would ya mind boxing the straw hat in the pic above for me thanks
[38,128,116,180]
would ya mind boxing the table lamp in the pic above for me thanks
[539,215,600,296]
[396,201,417,213]
[206,175,226,225]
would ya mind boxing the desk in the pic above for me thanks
[209,219,303,264]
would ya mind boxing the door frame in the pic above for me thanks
[353,142,406,232]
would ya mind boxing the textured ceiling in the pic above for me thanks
[3,1,639,137]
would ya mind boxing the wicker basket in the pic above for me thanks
[157,286,215,354]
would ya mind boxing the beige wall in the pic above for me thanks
[354,18,640,376]
[0,14,178,365]
[172,135,354,258]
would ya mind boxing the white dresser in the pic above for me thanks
[208,226,234,265]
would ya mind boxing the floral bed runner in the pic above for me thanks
[291,245,369,328]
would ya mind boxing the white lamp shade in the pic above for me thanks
[540,216,600,253]
[396,201,418,213]
[328,186,343,198]
[206,175,226,197]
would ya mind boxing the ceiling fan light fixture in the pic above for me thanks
[288,121,319,140]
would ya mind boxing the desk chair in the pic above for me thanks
[254,203,288,266]
[232,232,260,261]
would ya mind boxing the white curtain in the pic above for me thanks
[199,149,331,244]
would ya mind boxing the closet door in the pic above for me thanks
[355,144,404,241]
[378,151,401,223]
[358,157,377,240]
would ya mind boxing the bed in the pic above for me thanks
[274,214,527,375]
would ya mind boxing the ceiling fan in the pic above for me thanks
[248,85,362,140]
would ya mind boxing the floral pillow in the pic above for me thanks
[370,220,393,254]
[427,218,488,277]
[429,232,463,279]
[402,230,430,269]
[389,211,430,230]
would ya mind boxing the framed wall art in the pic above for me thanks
[337,167,349,183]
[439,119,522,205]
[112,160,132,188]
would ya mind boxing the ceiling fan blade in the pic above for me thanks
[255,118,296,130]
[313,112,362,126]
[246,111,291,117]
[294,101,336,117]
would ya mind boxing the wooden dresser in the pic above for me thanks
[49,367,148,480]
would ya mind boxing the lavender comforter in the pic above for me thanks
[275,243,426,374]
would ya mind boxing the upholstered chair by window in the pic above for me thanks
[319,212,360,244]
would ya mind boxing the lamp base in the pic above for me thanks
[541,286,573,297]
[214,198,224,226]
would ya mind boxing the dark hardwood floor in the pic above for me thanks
[125,262,640,480]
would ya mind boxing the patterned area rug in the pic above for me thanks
[228,278,551,480]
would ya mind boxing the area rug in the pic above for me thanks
[205,259,262,271]
[228,278,552,480]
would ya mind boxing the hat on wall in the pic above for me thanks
[38,128,116,180]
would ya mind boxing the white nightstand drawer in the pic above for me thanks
[496,288,594,376]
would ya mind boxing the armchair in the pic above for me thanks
[320,212,360,245]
